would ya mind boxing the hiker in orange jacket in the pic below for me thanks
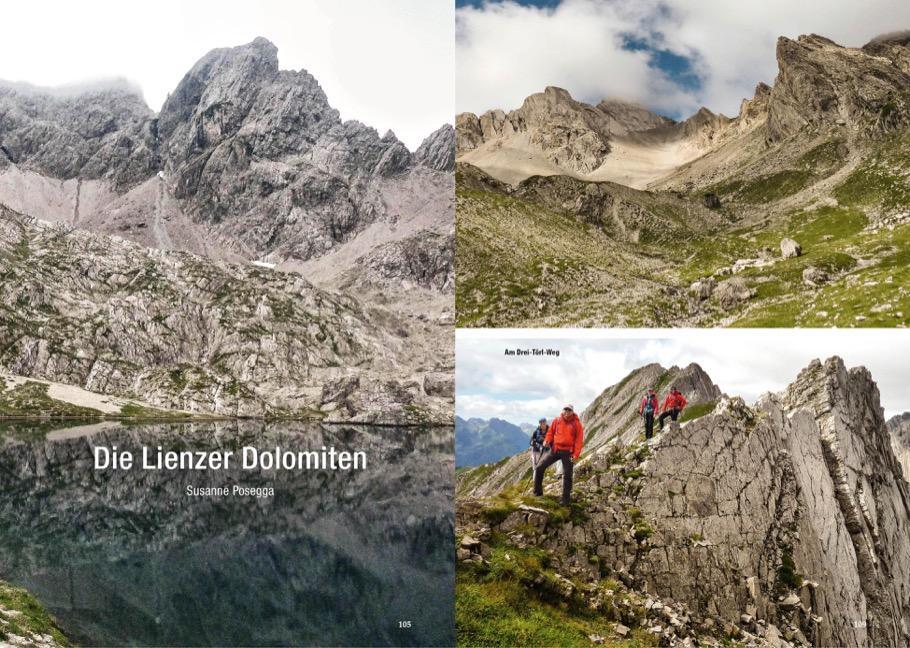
[658,387,687,430]
[533,404,584,506]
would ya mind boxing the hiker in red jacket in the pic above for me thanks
[533,404,584,506]
[658,387,687,430]
[639,388,659,439]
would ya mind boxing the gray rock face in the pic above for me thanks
[738,82,773,129]
[455,87,674,174]
[802,266,829,286]
[459,357,910,647]
[702,192,721,209]
[769,34,910,140]
[596,99,674,133]
[0,80,158,189]
[0,208,450,423]
[361,232,454,291]
[689,278,716,301]
[887,412,910,480]
[715,277,756,309]
[454,112,484,152]
[415,124,456,171]
[153,38,430,265]
[0,38,453,294]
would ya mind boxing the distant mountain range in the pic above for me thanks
[455,416,530,467]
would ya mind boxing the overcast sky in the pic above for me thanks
[457,329,910,425]
[456,0,910,119]
[0,0,453,150]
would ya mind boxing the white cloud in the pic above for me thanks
[457,0,910,118]
[456,330,910,424]
[0,0,453,150]
[456,0,697,116]
[456,337,654,424]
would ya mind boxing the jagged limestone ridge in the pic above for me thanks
[457,357,910,647]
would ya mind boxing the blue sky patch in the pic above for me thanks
[457,0,704,118]
[621,34,701,93]
[621,33,703,119]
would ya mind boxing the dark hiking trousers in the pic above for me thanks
[643,412,655,439]
[659,408,680,429]
[533,449,573,505]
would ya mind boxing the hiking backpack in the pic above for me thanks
[643,396,655,415]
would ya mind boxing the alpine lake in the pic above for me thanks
[0,419,454,646]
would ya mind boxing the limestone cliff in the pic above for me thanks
[458,358,910,647]
[887,412,910,480]
[0,207,451,423]
[0,38,454,296]
[0,38,454,421]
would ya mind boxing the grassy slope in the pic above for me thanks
[457,488,655,648]
[456,187,684,328]
[0,580,68,645]
[684,132,910,326]
[457,574,657,648]
[456,130,910,327]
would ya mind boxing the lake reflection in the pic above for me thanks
[0,420,454,647]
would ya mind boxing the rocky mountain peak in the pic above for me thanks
[170,36,280,95]
[577,361,722,453]
[795,33,841,49]
[737,81,772,124]
[158,37,280,134]
[542,85,573,101]
[158,37,338,167]
[867,29,910,47]
[682,106,730,130]
[517,86,599,123]
[0,79,157,187]
[769,32,910,140]
[888,411,910,434]
[597,98,674,132]
[415,123,455,171]
[863,30,910,76]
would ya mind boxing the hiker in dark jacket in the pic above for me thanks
[533,405,584,506]
[639,388,659,439]
[530,418,547,469]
